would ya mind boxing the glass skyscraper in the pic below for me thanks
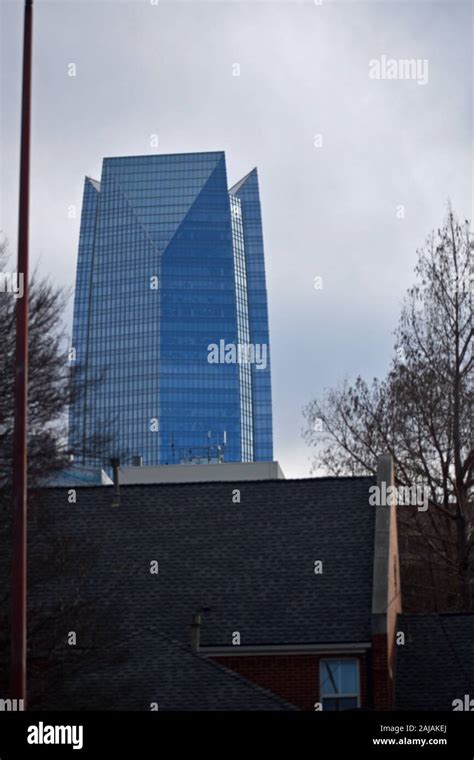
[69,151,273,466]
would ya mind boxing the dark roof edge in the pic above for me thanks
[39,474,375,492]
[102,150,226,162]
[201,641,372,656]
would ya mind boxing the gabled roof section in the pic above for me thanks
[56,630,295,711]
[229,167,257,196]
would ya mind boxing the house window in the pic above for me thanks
[320,659,360,710]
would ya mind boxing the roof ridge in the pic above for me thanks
[40,474,375,491]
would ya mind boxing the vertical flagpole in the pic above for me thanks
[11,0,33,706]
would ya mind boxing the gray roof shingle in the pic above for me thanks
[39,476,376,647]
[395,613,474,710]
[34,476,376,709]
[57,631,295,711]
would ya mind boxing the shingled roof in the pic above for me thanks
[395,613,474,710]
[39,476,376,648]
[55,631,294,711]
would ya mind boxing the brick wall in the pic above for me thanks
[212,652,367,711]
[371,634,391,710]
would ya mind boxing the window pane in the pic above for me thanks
[320,659,358,696]
[321,661,339,695]
[339,660,358,693]
[338,697,358,711]
[322,697,358,711]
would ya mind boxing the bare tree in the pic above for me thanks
[0,237,126,707]
[0,235,115,486]
[0,492,130,709]
[304,210,473,609]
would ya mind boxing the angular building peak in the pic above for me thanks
[85,176,101,192]
[101,151,226,255]
[229,167,258,196]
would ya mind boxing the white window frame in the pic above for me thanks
[319,658,361,710]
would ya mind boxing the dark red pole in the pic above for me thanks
[11,0,33,706]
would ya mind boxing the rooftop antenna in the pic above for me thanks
[110,458,121,507]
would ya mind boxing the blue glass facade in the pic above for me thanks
[69,151,273,465]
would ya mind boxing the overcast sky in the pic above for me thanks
[1,0,472,477]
